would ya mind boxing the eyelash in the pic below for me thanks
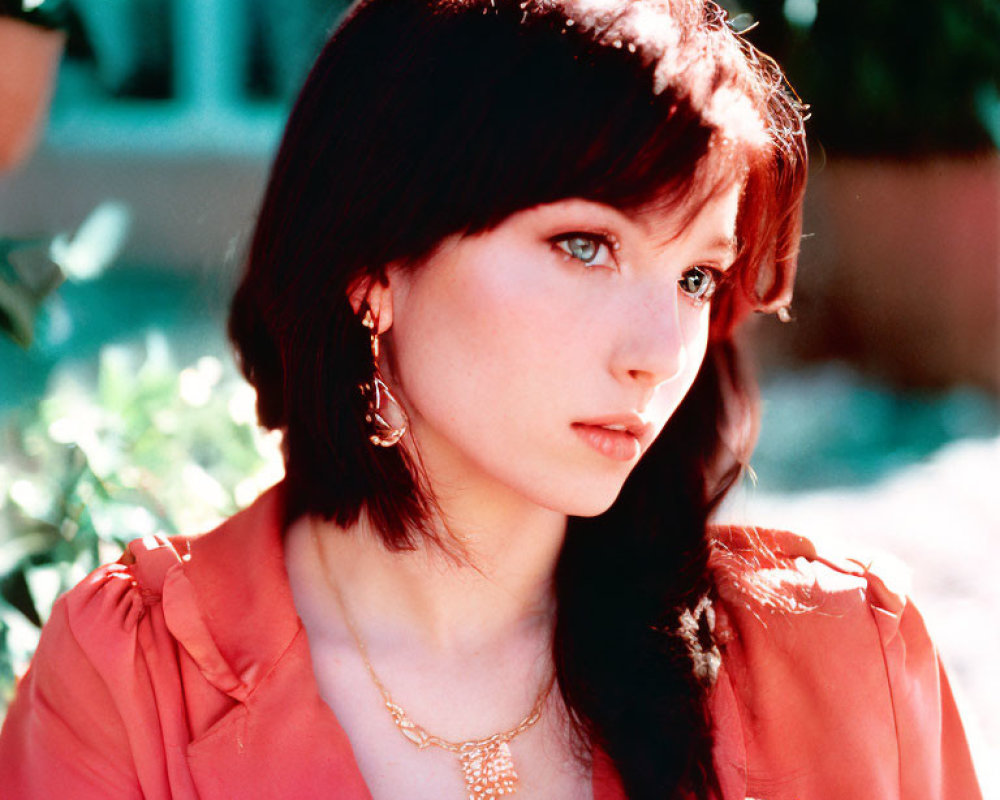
[551,231,725,305]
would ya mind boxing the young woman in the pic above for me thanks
[0,0,982,798]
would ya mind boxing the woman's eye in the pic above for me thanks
[553,233,616,268]
[678,266,720,304]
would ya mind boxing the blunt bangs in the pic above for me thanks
[292,0,806,323]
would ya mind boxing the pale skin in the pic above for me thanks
[283,181,743,799]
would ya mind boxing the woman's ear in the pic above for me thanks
[347,275,394,334]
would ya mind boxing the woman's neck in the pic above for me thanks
[308,489,567,659]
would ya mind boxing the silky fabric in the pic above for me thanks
[0,483,982,799]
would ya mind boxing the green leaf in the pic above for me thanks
[0,238,65,349]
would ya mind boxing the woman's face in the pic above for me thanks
[382,182,741,517]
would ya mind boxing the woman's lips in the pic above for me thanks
[571,423,642,462]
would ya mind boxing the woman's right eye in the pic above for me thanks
[552,233,617,269]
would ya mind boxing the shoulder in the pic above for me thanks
[49,533,196,670]
[708,523,908,625]
[27,533,191,672]
[16,531,196,708]
[0,487,294,798]
[34,483,291,685]
[706,522,914,710]
[0,534,194,797]
[705,524,982,799]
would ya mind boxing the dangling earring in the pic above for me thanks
[359,306,408,447]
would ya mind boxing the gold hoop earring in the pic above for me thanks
[359,307,408,447]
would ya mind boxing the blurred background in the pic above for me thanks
[0,0,997,792]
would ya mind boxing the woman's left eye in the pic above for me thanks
[678,266,720,304]
[552,233,616,268]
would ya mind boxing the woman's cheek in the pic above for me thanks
[650,307,712,423]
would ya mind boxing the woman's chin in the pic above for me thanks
[551,483,626,519]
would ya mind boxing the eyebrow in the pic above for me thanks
[703,236,739,267]
[649,231,738,267]
[612,204,740,265]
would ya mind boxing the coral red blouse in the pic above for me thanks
[0,484,982,799]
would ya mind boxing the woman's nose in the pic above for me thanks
[610,288,688,389]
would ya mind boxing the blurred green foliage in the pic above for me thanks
[0,239,64,349]
[0,337,283,710]
[724,0,1000,155]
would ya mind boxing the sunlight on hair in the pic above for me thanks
[624,2,681,46]
[704,87,769,149]
[561,0,681,62]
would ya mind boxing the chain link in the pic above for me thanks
[310,519,555,757]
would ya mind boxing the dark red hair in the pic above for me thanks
[229,1,807,796]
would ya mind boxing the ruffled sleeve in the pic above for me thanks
[0,536,195,800]
[708,526,982,800]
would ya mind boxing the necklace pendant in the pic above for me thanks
[459,741,518,800]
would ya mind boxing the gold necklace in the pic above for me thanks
[310,521,556,800]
